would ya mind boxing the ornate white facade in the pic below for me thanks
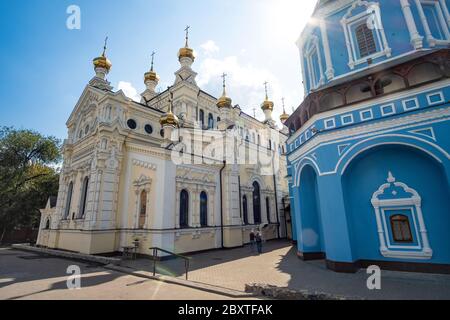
[37,36,290,255]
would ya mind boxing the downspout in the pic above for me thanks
[219,160,226,248]
[272,153,281,239]
[238,175,243,222]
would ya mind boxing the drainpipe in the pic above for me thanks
[219,160,226,248]
[238,175,242,222]
[272,153,281,239]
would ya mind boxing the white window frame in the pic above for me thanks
[304,35,325,90]
[341,1,392,69]
[380,103,396,116]
[402,97,420,111]
[371,172,432,259]
[415,0,450,46]
[324,118,336,129]
[341,114,354,125]
[426,91,445,105]
[359,108,374,121]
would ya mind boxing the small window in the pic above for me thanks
[243,195,248,225]
[180,189,189,228]
[208,113,214,129]
[85,125,90,135]
[127,119,137,130]
[355,23,377,58]
[199,110,205,128]
[266,197,271,223]
[144,124,153,135]
[45,218,50,230]
[160,129,164,137]
[390,215,413,243]
[78,177,89,219]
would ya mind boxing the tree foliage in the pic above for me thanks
[0,127,61,243]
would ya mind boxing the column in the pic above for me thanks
[401,0,424,49]
[319,19,335,80]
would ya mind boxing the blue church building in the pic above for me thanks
[285,0,450,273]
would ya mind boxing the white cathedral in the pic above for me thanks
[37,31,291,255]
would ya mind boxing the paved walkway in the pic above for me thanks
[0,248,255,300]
[124,240,450,300]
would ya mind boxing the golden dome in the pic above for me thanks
[217,95,232,109]
[280,111,289,122]
[93,55,112,71]
[178,47,195,60]
[159,111,179,127]
[144,70,159,83]
[261,99,274,111]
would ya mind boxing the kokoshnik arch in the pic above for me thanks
[285,0,450,273]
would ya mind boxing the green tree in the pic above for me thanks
[0,127,61,244]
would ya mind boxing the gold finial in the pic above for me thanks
[160,87,179,127]
[150,51,156,71]
[264,81,269,100]
[93,36,112,71]
[280,97,290,122]
[221,72,227,96]
[102,36,108,57]
[184,25,190,47]
[261,81,274,111]
[217,73,232,109]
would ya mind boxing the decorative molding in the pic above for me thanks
[371,172,432,260]
[132,159,157,171]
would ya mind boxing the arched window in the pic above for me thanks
[266,197,271,223]
[45,218,50,230]
[217,116,221,126]
[200,191,208,227]
[390,215,413,243]
[78,177,89,219]
[355,23,376,58]
[139,190,147,229]
[208,113,214,129]
[199,109,205,128]
[243,195,248,225]
[64,182,73,219]
[253,182,261,224]
[180,189,189,228]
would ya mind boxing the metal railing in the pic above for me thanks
[149,247,191,280]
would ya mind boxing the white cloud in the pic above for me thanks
[197,55,288,125]
[200,40,220,56]
[117,81,141,102]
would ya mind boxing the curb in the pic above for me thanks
[11,244,121,266]
[104,264,255,299]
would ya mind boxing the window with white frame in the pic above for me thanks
[415,0,450,45]
[304,35,324,90]
[341,2,391,69]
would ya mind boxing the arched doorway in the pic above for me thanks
[342,145,450,263]
[253,181,261,224]
[298,165,324,255]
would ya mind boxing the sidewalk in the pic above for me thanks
[122,240,450,300]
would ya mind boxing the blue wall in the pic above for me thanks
[342,145,450,264]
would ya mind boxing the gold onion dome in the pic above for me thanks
[178,47,195,60]
[93,37,112,71]
[261,82,274,111]
[144,52,159,82]
[280,111,289,122]
[178,25,195,61]
[261,99,274,111]
[159,110,179,127]
[217,73,232,108]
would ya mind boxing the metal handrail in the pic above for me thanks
[149,247,191,280]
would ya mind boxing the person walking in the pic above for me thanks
[249,229,256,252]
[255,229,263,254]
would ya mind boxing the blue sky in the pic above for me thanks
[0,0,316,139]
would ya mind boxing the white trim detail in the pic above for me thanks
[415,0,450,46]
[341,114,354,125]
[341,1,392,69]
[371,172,432,260]
[304,34,325,91]
[319,19,335,80]
[400,0,424,49]
[360,109,374,121]
[426,91,445,105]
[324,118,336,129]
[380,103,396,116]
[409,127,437,141]
[402,97,420,111]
